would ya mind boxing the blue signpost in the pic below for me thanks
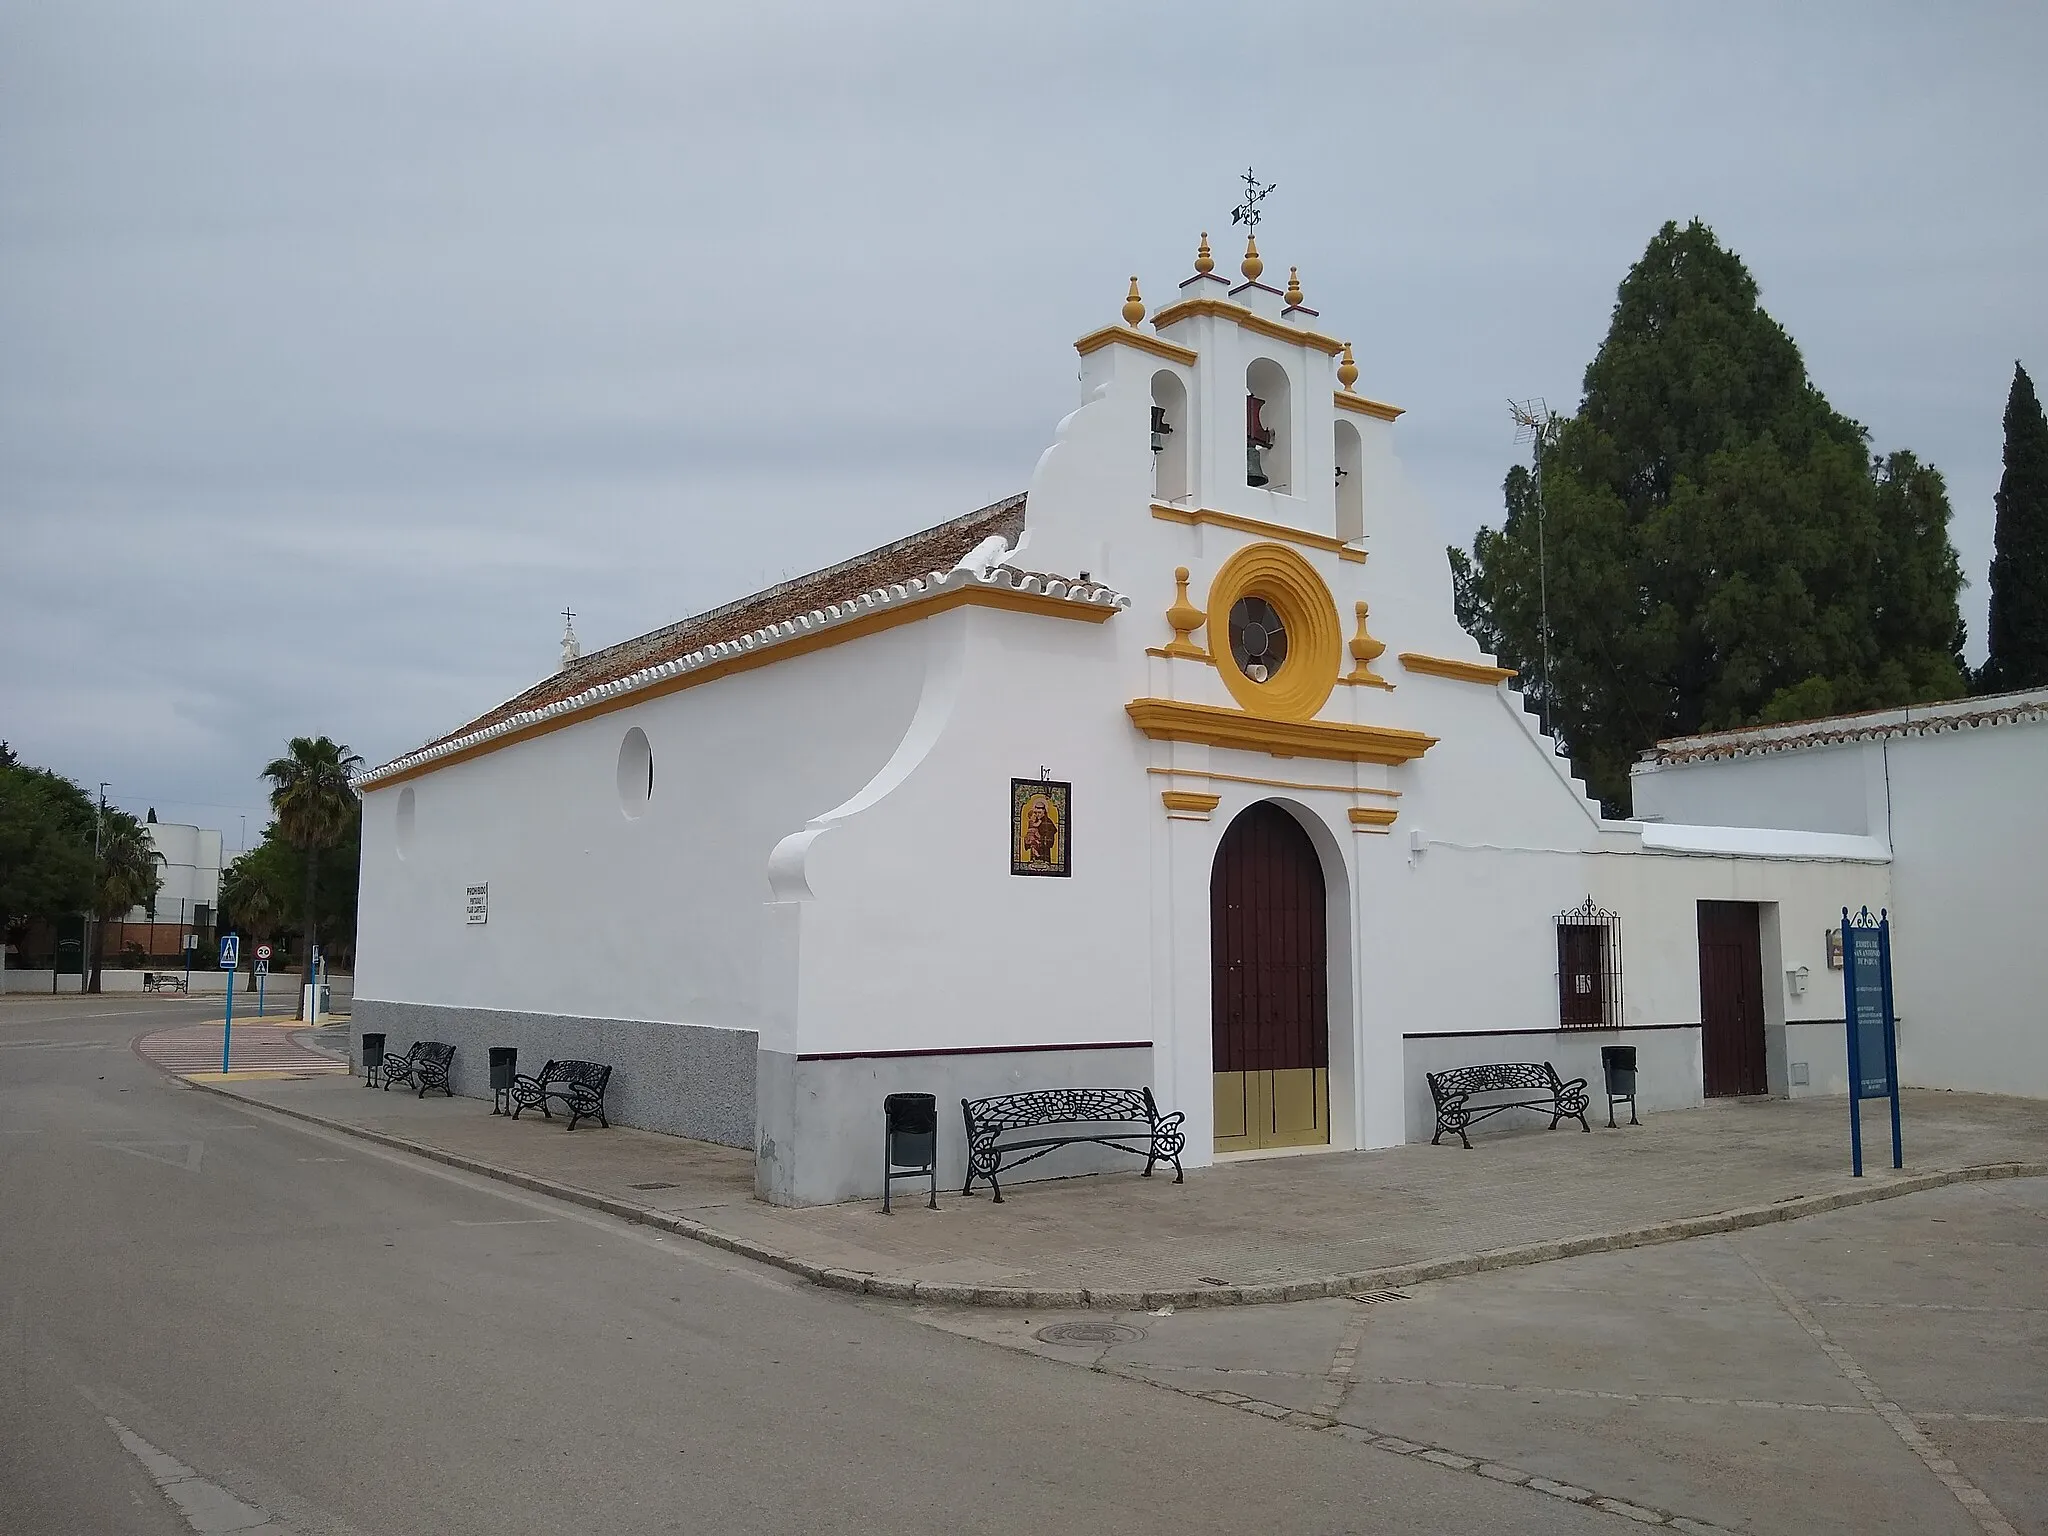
[255,950,269,1017]
[1840,906,1902,1176]
[218,933,241,1073]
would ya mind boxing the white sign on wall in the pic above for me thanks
[466,884,489,926]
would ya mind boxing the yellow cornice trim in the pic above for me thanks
[1160,790,1222,816]
[1334,390,1405,423]
[1348,806,1399,832]
[1145,646,1215,662]
[1151,503,1367,562]
[1399,651,1516,685]
[1075,325,1199,367]
[1337,673,1396,690]
[1148,297,1345,357]
[372,587,1119,789]
[1126,698,1437,765]
[1146,767,1400,798]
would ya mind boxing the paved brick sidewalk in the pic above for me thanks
[179,1070,2047,1308]
[135,1020,348,1078]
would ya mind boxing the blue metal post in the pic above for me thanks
[221,954,235,1073]
[184,936,193,989]
[1881,912,1903,1170]
[257,966,266,1017]
[1842,907,1864,1178]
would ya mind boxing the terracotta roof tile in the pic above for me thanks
[418,493,1028,755]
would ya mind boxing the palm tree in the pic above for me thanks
[89,813,162,994]
[219,852,284,995]
[262,737,363,1018]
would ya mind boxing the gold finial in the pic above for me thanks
[1338,341,1359,391]
[1163,567,1208,658]
[1194,232,1214,275]
[1285,266,1303,307]
[1122,276,1146,327]
[1348,601,1391,688]
[1241,234,1264,282]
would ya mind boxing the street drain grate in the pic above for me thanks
[1347,1289,1409,1305]
[629,1181,680,1190]
[1034,1321,1145,1346]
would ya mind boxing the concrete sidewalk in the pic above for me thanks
[168,1053,2048,1308]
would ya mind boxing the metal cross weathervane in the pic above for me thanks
[1230,166,1275,231]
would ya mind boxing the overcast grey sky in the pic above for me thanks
[4,1,2044,844]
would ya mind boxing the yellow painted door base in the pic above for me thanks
[1213,1068,1330,1152]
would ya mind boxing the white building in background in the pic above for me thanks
[128,820,225,928]
[1633,689,2048,1101]
[352,228,1896,1207]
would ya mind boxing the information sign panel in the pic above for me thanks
[1847,927,1890,1099]
[466,884,489,926]
[218,933,240,970]
[1840,907,1902,1176]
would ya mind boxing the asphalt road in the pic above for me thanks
[0,997,1617,1536]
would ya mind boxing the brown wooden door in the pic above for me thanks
[1211,802,1329,1151]
[1557,923,1606,1027]
[1698,901,1767,1097]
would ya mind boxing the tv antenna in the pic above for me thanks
[1508,398,1556,744]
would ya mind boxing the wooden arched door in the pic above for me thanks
[1211,802,1331,1152]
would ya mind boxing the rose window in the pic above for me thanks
[1228,596,1289,683]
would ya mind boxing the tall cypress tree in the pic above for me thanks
[1979,363,2048,693]
[1451,219,1967,813]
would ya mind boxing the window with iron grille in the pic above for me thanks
[1555,897,1622,1028]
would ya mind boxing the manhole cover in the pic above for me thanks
[629,1181,680,1190]
[1347,1289,1409,1305]
[1034,1321,1145,1346]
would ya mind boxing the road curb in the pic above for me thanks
[175,1075,2046,1310]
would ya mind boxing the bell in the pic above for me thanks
[1246,392,1273,487]
[1150,404,1174,455]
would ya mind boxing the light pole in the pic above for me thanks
[88,783,108,994]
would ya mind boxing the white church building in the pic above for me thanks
[352,230,1897,1206]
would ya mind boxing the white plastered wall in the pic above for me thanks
[355,623,928,1030]
[1628,714,2047,1098]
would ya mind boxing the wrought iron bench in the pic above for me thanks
[1427,1061,1589,1149]
[961,1086,1185,1202]
[141,972,188,995]
[510,1059,613,1131]
[379,1040,456,1098]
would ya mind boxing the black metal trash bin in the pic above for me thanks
[882,1092,938,1213]
[489,1047,519,1115]
[1600,1045,1639,1128]
[361,1032,386,1089]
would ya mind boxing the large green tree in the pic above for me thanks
[1978,362,2048,693]
[262,737,362,1016]
[0,745,97,943]
[1452,219,1966,813]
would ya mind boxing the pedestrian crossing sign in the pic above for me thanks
[218,934,240,970]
